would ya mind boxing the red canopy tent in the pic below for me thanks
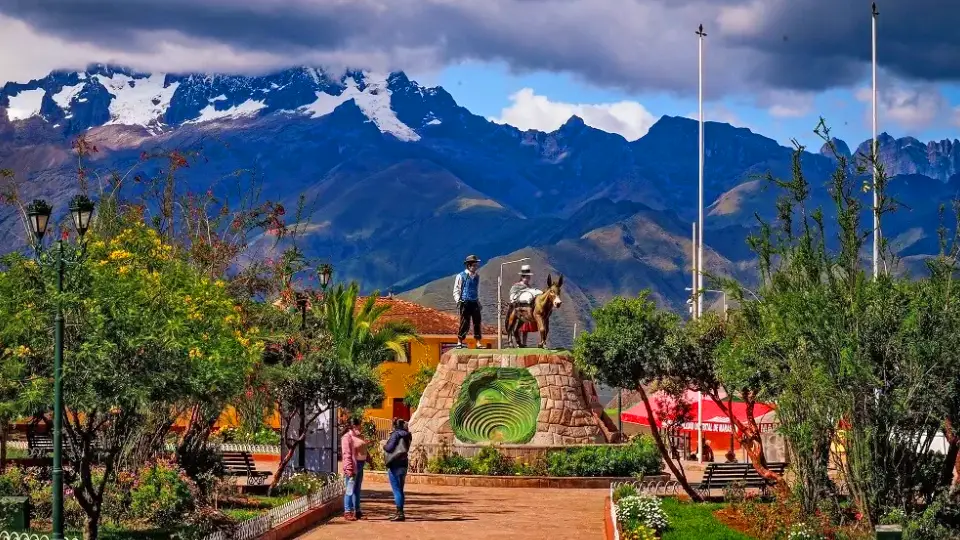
[620,390,775,434]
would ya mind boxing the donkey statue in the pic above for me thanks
[505,274,564,348]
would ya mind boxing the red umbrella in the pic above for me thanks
[621,390,774,433]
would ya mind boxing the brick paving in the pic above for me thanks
[297,481,606,540]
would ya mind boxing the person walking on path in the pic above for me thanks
[383,418,413,522]
[453,254,483,348]
[341,417,369,521]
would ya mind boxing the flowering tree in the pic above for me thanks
[0,219,261,539]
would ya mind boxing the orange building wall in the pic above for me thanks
[365,335,494,420]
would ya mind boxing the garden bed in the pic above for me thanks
[365,469,670,489]
[608,482,751,539]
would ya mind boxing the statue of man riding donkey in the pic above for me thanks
[453,255,565,349]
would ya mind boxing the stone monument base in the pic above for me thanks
[409,349,619,447]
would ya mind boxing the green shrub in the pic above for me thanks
[621,519,658,540]
[616,494,669,532]
[276,472,336,496]
[546,437,662,477]
[215,426,280,445]
[470,446,512,476]
[613,483,639,503]
[511,457,547,477]
[130,460,196,527]
[426,451,473,474]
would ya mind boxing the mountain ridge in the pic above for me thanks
[2,64,958,347]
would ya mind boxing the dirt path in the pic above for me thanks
[297,481,607,540]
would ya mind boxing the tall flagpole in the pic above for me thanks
[696,24,706,317]
[871,2,880,278]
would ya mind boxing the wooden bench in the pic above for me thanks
[696,462,787,495]
[221,451,270,486]
[27,432,54,458]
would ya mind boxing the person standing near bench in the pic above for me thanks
[341,417,368,521]
[383,418,412,522]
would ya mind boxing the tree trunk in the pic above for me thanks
[0,422,7,472]
[941,418,960,490]
[707,391,783,483]
[84,511,100,540]
[636,386,703,502]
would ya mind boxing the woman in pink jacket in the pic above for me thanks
[341,417,368,521]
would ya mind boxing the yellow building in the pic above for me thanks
[362,296,495,422]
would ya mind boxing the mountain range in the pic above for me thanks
[2,64,960,347]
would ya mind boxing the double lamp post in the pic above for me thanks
[25,195,96,540]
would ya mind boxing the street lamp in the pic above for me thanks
[497,257,530,349]
[27,195,95,540]
[318,263,333,291]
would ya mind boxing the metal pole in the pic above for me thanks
[330,403,336,473]
[871,2,880,278]
[691,223,698,320]
[617,390,623,442]
[697,391,704,463]
[497,269,503,350]
[298,301,307,471]
[52,240,64,540]
[697,24,707,317]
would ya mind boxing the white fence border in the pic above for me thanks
[204,476,343,540]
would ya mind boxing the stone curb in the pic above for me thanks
[363,470,670,489]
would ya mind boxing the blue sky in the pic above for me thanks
[430,61,960,150]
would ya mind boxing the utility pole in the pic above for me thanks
[871,2,880,278]
[690,223,699,320]
[696,23,707,316]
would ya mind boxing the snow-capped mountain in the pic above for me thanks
[0,64,441,140]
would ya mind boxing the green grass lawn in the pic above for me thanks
[661,499,752,540]
[605,408,621,419]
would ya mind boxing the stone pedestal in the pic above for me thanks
[409,350,613,447]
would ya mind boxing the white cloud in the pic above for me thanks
[491,88,656,141]
[854,81,959,130]
[760,90,815,118]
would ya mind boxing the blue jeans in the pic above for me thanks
[343,461,365,512]
[387,464,408,509]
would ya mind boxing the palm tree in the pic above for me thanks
[318,282,419,367]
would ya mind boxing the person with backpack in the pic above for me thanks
[383,418,413,521]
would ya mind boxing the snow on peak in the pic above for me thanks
[52,83,85,114]
[5,88,45,121]
[94,73,179,129]
[299,71,420,142]
[187,98,267,124]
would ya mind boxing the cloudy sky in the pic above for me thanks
[0,0,958,148]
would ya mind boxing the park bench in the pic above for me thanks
[696,461,787,496]
[26,431,54,458]
[221,451,270,486]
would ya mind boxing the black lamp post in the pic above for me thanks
[317,263,337,471]
[27,195,94,540]
[295,291,309,470]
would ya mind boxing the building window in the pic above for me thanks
[391,342,412,363]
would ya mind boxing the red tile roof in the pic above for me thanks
[361,296,496,336]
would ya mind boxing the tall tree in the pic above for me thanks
[574,293,703,502]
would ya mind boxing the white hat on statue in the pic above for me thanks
[519,265,533,276]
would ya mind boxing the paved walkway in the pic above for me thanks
[297,481,606,540]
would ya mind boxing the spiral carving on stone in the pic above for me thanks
[450,367,540,444]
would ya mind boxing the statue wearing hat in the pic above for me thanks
[507,265,542,345]
[453,255,483,348]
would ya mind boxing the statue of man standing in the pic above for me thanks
[454,255,483,349]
